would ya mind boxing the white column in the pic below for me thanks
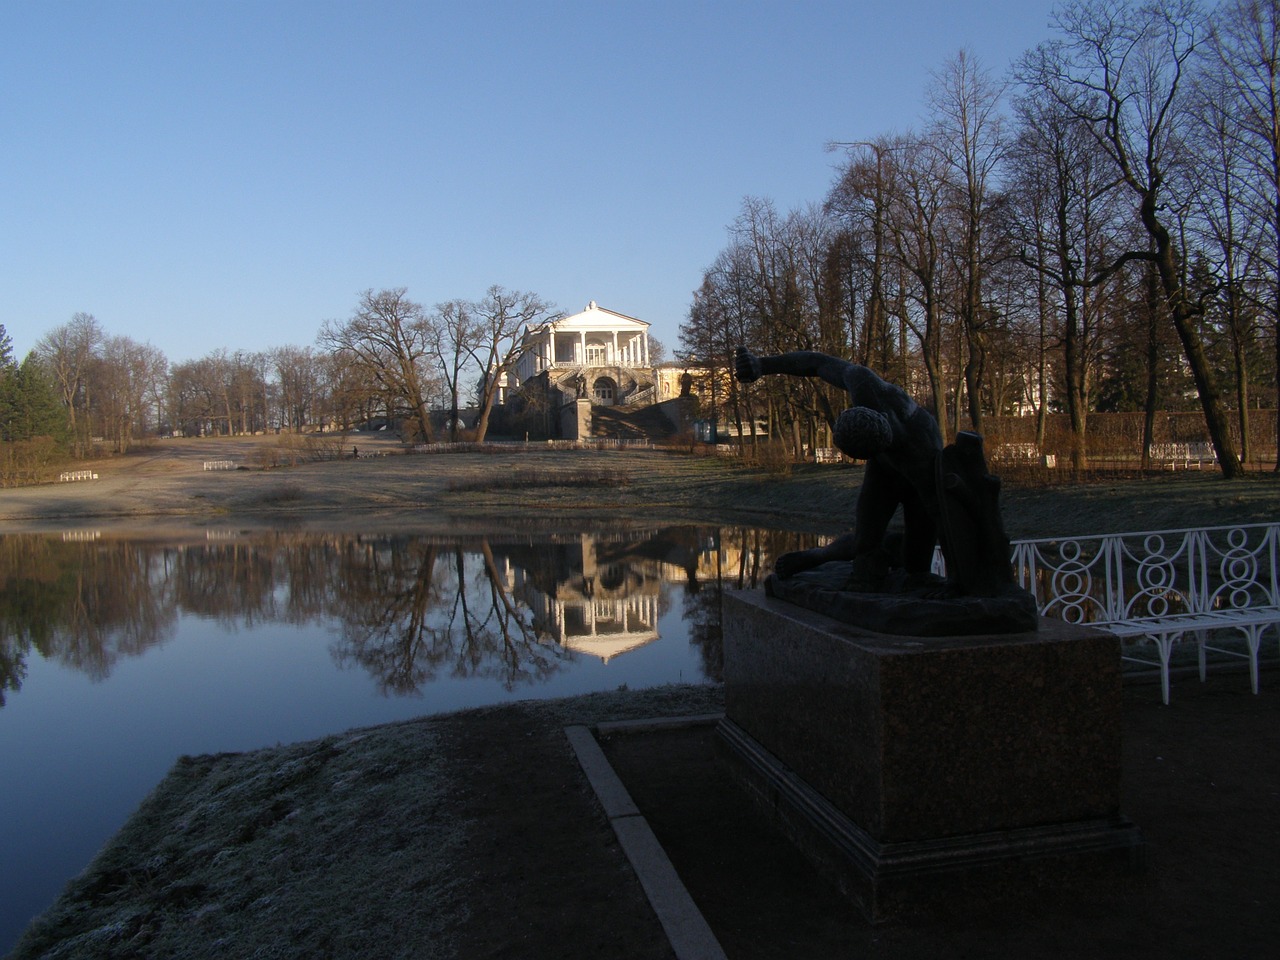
[612,330,619,365]
[579,331,586,365]
[643,331,649,366]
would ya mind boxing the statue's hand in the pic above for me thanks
[734,346,762,384]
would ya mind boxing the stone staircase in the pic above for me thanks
[589,403,681,441]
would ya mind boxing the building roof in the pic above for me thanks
[536,301,650,335]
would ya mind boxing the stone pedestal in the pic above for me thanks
[719,590,1144,923]
[560,398,592,441]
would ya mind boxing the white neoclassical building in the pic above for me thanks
[510,301,651,405]
[497,299,706,441]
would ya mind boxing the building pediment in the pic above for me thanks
[545,301,649,333]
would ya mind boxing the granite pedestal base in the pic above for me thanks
[719,590,1144,923]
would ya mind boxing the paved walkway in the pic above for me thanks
[592,670,1279,960]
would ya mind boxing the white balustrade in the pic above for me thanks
[1010,523,1279,703]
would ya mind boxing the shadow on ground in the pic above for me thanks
[600,671,1279,960]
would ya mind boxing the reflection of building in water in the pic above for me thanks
[499,534,662,663]
[492,527,829,663]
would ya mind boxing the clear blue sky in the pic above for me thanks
[2,0,1058,365]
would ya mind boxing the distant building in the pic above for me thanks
[510,300,653,407]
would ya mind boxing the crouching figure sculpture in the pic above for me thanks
[734,347,1036,634]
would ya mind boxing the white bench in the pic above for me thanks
[1010,523,1280,703]
[991,443,1057,468]
[814,447,842,464]
[1150,441,1217,469]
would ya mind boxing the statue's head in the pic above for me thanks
[834,406,893,460]
[936,432,1016,598]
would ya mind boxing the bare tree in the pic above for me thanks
[92,336,167,452]
[34,312,103,455]
[829,137,958,431]
[319,289,440,442]
[316,348,386,432]
[826,140,900,373]
[1204,0,1280,468]
[467,286,557,442]
[271,345,322,432]
[719,198,846,456]
[1006,77,1129,468]
[927,48,1009,432]
[167,358,216,436]
[1023,0,1244,476]
[682,245,761,446]
[429,299,480,441]
[877,135,955,437]
[1186,66,1266,462]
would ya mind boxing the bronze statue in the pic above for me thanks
[734,347,1020,603]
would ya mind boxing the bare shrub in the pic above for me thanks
[0,437,67,487]
[741,440,793,478]
[304,433,349,462]
[255,482,305,504]
[253,432,351,468]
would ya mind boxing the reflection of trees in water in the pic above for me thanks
[0,537,176,702]
[325,539,451,695]
[720,527,822,589]
[0,526,827,705]
[326,539,568,695]
[680,526,825,682]
[166,542,285,626]
[682,585,723,682]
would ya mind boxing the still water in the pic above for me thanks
[0,524,814,950]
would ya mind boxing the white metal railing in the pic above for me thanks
[202,460,236,471]
[1009,523,1280,703]
[58,470,98,482]
[990,443,1058,468]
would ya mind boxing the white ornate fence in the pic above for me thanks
[1009,523,1280,703]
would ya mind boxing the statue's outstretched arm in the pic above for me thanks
[735,347,855,392]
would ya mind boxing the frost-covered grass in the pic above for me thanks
[10,684,724,960]
[11,724,466,960]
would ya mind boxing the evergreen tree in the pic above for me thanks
[0,326,16,439]
[1,353,71,445]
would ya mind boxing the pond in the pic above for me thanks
[0,523,816,951]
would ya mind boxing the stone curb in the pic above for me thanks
[564,719,727,960]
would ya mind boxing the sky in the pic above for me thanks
[2,0,1061,366]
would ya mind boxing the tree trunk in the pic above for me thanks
[1141,262,1161,470]
[1231,300,1250,464]
[1142,196,1244,477]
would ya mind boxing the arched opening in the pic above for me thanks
[593,376,617,405]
